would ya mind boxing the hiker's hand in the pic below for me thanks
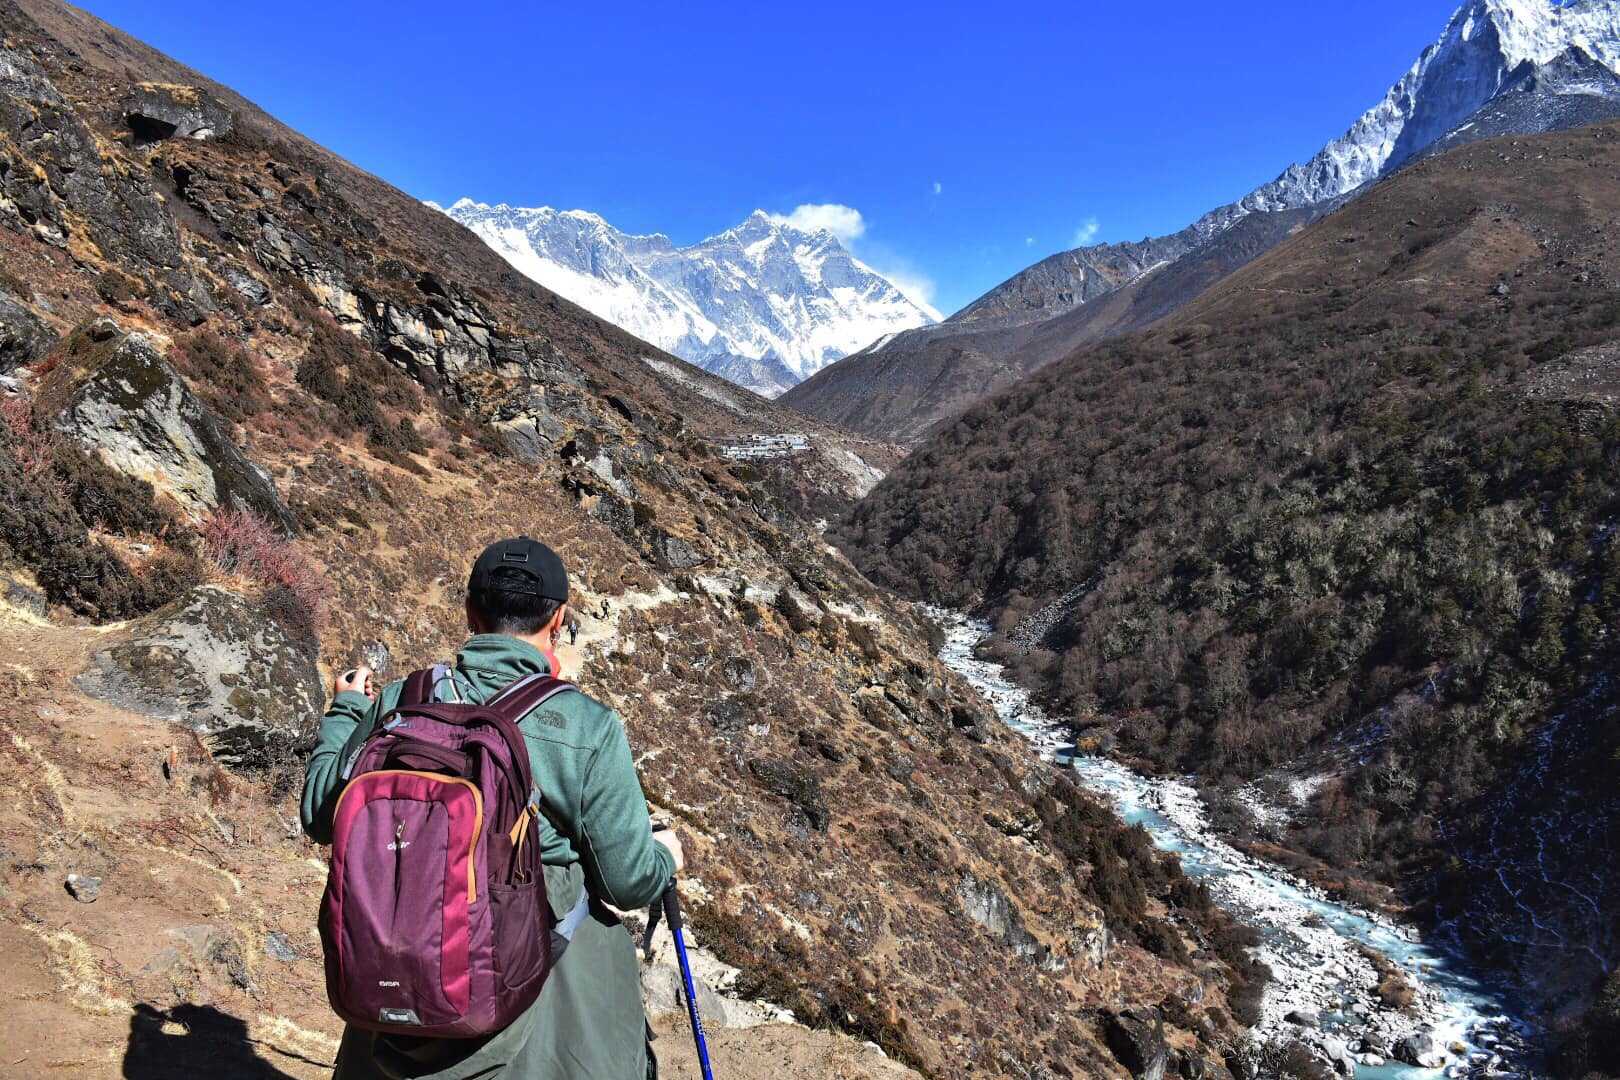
[336,665,374,699]
[652,822,686,873]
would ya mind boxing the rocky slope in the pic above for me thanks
[836,116,1620,1071]
[784,0,1620,444]
[438,200,939,397]
[0,2,1255,1076]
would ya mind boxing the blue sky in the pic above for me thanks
[83,0,1468,315]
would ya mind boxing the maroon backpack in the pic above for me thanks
[319,666,590,1037]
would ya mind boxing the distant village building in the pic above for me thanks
[720,433,811,460]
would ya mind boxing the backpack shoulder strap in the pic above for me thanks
[399,667,436,707]
[398,664,461,707]
[485,673,575,724]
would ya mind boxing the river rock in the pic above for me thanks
[1322,1036,1357,1077]
[1395,1032,1447,1069]
[1105,1007,1168,1080]
[0,292,56,372]
[1286,1008,1322,1029]
[76,585,323,768]
[52,331,295,531]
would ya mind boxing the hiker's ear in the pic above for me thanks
[465,598,482,635]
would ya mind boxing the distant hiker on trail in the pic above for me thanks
[566,612,580,648]
[301,536,684,1079]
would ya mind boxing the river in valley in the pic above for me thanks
[930,608,1536,1080]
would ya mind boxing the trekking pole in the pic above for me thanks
[662,880,714,1080]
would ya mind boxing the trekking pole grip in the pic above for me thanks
[662,879,683,931]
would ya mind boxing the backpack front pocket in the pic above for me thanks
[327,771,483,1027]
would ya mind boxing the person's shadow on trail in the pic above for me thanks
[123,1002,322,1079]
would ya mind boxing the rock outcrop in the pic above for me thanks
[0,290,56,371]
[123,82,233,142]
[0,44,210,319]
[1106,1007,1169,1080]
[77,585,323,767]
[51,331,294,530]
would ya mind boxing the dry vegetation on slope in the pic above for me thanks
[0,2,1256,1075]
[838,119,1620,1065]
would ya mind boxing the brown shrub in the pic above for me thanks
[202,506,328,642]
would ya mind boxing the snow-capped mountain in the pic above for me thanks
[1232,0,1620,216]
[951,0,1620,330]
[432,201,938,397]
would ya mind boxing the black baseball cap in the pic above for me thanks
[468,537,569,603]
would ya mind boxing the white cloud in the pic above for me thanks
[768,203,942,321]
[879,268,943,321]
[1074,218,1101,246]
[933,181,942,195]
[1025,236,1035,246]
[767,203,866,242]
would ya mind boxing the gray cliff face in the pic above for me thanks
[77,585,324,768]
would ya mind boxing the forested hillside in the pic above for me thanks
[838,120,1620,1065]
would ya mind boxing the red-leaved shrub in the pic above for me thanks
[0,395,62,491]
[202,505,328,642]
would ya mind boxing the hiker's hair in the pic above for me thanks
[468,566,562,636]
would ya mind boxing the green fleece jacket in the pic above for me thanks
[301,634,674,1079]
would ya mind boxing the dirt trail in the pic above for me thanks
[0,599,914,1079]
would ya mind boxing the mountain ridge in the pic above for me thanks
[783,0,1620,443]
[439,199,938,397]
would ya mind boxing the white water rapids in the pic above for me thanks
[930,608,1537,1080]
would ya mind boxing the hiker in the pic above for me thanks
[567,612,580,647]
[301,536,683,1079]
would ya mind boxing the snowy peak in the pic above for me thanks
[1234,0,1620,215]
[438,200,935,396]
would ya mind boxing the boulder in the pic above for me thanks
[124,83,235,142]
[76,585,323,768]
[0,47,210,320]
[746,758,829,832]
[65,873,101,903]
[705,696,748,734]
[262,932,299,962]
[1322,1036,1357,1077]
[957,872,1045,961]
[1286,1009,1322,1029]
[1105,1007,1168,1080]
[640,958,730,1029]
[652,528,706,570]
[52,332,295,531]
[0,292,57,372]
[1395,1033,1447,1069]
